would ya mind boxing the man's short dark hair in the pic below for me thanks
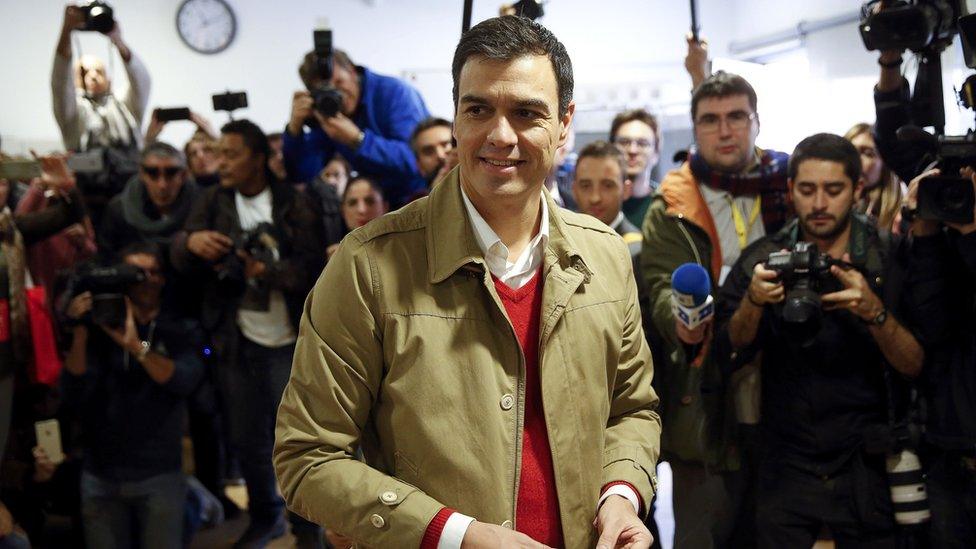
[220,119,270,160]
[298,49,355,90]
[691,70,758,120]
[609,109,660,152]
[410,117,452,151]
[141,141,185,168]
[452,15,573,118]
[788,133,862,185]
[575,140,627,181]
[117,240,165,266]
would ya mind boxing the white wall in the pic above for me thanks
[0,0,732,154]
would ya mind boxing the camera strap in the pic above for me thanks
[728,195,762,250]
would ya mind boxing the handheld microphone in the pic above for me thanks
[670,262,714,330]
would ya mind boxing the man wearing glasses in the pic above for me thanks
[610,110,662,227]
[640,71,791,548]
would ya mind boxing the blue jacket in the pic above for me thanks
[283,67,430,206]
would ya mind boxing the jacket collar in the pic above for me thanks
[659,162,723,278]
[426,167,590,284]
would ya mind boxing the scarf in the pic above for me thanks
[689,147,792,234]
[0,208,30,363]
[119,175,198,242]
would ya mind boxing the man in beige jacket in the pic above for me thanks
[274,16,660,549]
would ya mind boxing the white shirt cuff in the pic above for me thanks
[437,512,476,549]
[597,485,641,516]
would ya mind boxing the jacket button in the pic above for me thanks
[380,491,398,504]
[501,520,513,529]
[500,394,515,411]
[370,514,386,528]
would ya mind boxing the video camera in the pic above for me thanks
[859,0,976,224]
[79,1,114,34]
[68,263,147,328]
[307,29,343,119]
[765,242,848,345]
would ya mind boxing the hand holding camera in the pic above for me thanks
[288,90,314,136]
[821,253,885,323]
[66,291,93,321]
[317,111,362,149]
[187,230,233,262]
[98,297,141,354]
[746,261,784,307]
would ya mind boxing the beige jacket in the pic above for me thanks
[274,168,660,547]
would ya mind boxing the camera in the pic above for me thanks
[859,0,959,53]
[79,1,115,34]
[212,91,248,114]
[308,29,343,119]
[214,223,278,297]
[765,242,846,343]
[68,263,147,328]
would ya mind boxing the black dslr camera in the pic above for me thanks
[214,223,279,296]
[69,263,147,328]
[765,242,846,344]
[307,29,343,119]
[79,1,115,34]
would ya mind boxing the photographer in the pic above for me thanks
[714,134,923,548]
[61,241,203,549]
[283,48,430,207]
[52,3,150,153]
[171,119,323,547]
[903,169,976,547]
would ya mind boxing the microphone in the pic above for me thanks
[670,262,714,330]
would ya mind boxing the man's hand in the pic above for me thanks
[62,4,85,31]
[237,249,267,279]
[288,90,314,136]
[315,111,363,149]
[675,317,710,346]
[0,501,13,537]
[187,231,233,262]
[33,445,58,483]
[905,168,941,236]
[821,254,884,322]
[99,297,140,352]
[145,110,167,144]
[66,291,93,321]
[685,33,710,89]
[747,262,784,306]
[189,111,218,139]
[594,495,653,549]
[31,151,75,193]
[460,522,554,549]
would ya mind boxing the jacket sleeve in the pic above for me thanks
[51,52,82,150]
[639,204,697,355]
[282,127,331,184]
[347,84,428,183]
[712,243,768,376]
[15,189,87,246]
[265,192,325,294]
[602,238,661,517]
[874,78,926,183]
[119,51,151,125]
[273,235,444,545]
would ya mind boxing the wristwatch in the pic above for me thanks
[352,130,365,149]
[867,308,889,327]
[136,340,151,361]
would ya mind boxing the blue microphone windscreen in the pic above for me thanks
[672,263,711,306]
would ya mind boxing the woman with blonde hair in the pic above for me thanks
[845,123,905,232]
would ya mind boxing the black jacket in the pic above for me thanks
[170,182,324,353]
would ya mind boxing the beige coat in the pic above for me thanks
[274,168,660,548]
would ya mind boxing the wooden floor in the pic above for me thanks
[189,485,298,549]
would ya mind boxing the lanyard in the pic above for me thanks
[728,195,762,250]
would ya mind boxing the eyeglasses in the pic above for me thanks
[694,110,757,134]
[613,137,655,150]
[141,165,183,179]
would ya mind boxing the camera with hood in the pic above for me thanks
[68,263,147,328]
[308,29,343,119]
[765,242,846,343]
[79,1,115,34]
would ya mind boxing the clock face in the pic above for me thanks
[176,0,237,55]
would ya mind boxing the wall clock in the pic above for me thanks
[177,0,237,55]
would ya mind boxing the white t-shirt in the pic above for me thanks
[234,187,297,348]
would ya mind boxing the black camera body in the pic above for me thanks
[765,242,845,343]
[308,29,343,120]
[896,127,976,224]
[70,263,147,328]
[212,91,248,113]
[80,1,115,34]
[859,0,960,53]
[214,223,278,296]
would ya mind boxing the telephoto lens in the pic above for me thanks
[885,449,931,525]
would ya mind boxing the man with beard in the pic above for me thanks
[713,133,923,548]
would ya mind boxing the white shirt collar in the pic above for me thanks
[460,185,549,288]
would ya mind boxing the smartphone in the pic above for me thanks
[35,419,65,465]
[0,159,42,181]
[212,91,248,112]
[154,107,191,122]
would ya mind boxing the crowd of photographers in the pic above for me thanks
[0,2,974,549]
